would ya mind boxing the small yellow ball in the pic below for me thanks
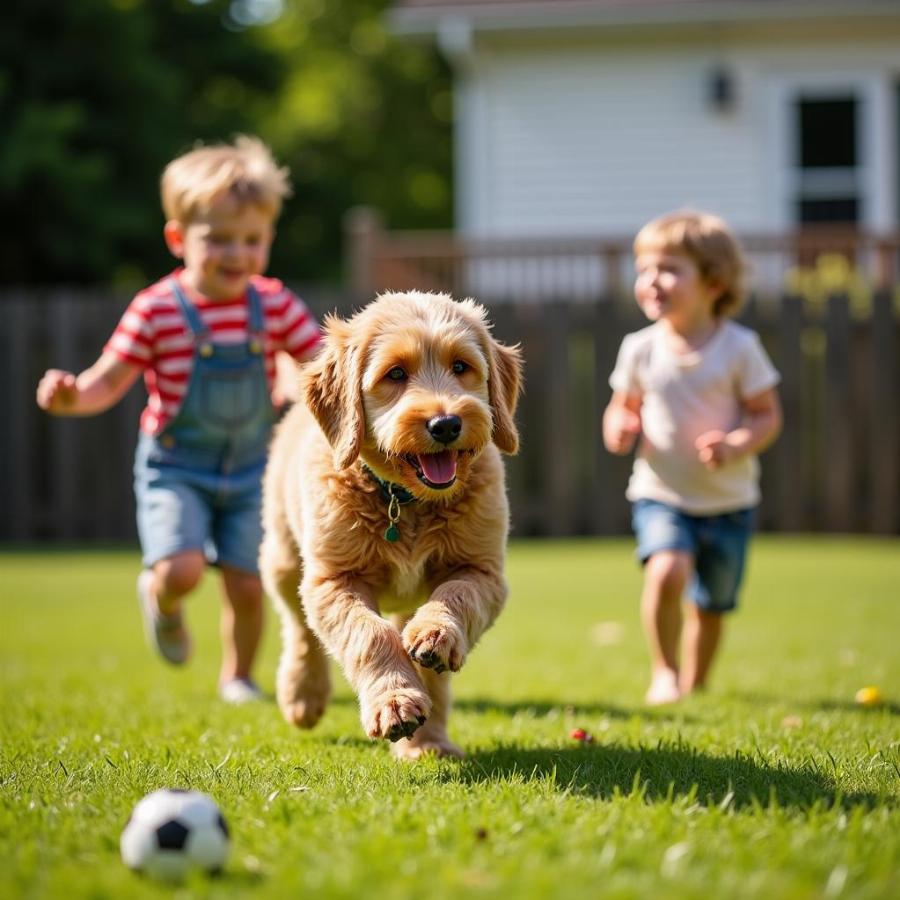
[854,686,883,707]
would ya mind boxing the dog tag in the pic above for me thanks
[384,523,400,542]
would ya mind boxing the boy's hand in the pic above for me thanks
[605,406,642,455]
[695,430,738,469]
[36,353,142,417]
[36,369,78,413]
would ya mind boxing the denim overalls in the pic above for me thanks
[133,279,275,575]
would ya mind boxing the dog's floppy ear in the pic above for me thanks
[487,337,523,455]
[302,314,365,469]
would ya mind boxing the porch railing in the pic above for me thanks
[344,207,900,305]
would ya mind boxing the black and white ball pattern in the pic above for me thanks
[120,788,230,880]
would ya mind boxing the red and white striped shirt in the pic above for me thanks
[105,270,321,435]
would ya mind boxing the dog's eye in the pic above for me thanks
[386,366,407,382]
[452,360,469,375]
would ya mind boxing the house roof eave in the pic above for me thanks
[389,0,900,39]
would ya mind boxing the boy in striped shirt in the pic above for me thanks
[37,136,321,703]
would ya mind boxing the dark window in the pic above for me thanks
[797,97,857,168]
[797,197,859,224]
[793,93,860,225]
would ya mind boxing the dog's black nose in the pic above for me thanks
[427,414,462,445]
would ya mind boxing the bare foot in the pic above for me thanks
[645,668,681,706]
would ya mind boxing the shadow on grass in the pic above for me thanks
[813,699,900,716]
[315,694,654,723]
[726,691,900,716]
[451,741,884,812]
[454,696,693,722]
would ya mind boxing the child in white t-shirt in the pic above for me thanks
[603,210,782,705]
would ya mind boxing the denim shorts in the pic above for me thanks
[631,498,755,613]
[134,434,265,576]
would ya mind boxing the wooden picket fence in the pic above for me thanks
[1,287,897,542]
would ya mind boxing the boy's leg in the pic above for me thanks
[152,551,206,614]
[641,550,692,705]
[213,474,267,699]
[139,550,205,664]
[134,458,211,664]
[681,507,753,695]
[680,605,723,693]
[218,565,264,686]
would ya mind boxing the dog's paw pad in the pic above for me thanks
[363,691,430,742]
[411,648,447,673]
[403,624,466,673]
[386,717,420,742]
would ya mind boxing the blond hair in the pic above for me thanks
[161,135,291,224]
[633,210,746,317]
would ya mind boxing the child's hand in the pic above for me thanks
[36,369,78,413]
[272,351,302,408]
[606,406,642,455]
[695,430,738,469]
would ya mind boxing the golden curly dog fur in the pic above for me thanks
[260,290,522,759]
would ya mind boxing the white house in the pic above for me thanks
[391,0,900,247]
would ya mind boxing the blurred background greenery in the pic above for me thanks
[0,0,451,289]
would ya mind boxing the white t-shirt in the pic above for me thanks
[609,320,780,515]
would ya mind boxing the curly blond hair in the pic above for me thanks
[161,135,291,224]
[633,210,747,317]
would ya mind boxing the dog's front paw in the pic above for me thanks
[402,618,468,674]
[361,687,431,742]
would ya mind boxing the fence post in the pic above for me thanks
[773,295,806,530]
[823,294,854,531]
[489,301,530,534]
[868,290,898,533]
[542,303,573,535]
[49,294,84,540]
[4,294,34,540]
[874,239,896,292]
[590,299,628,534]
[602,244,623,300]
[343,206,382,301]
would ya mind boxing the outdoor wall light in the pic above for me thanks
[709,65,736,113]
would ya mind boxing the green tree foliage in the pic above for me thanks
[261,0,453,284]
[0,0,451,287]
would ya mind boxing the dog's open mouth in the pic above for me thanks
[406,450,458,490]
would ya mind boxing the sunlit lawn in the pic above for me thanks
[1,537,898,898]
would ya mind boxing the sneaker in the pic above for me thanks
[136,570,191,665]
[219,678,264,705]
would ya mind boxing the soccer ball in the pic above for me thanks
[120,788,230,880]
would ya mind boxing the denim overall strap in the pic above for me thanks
[246,283,264,332]
[145,278,274,472]
[170,277,265,343]
[169,278,209,339]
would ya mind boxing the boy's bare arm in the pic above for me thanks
[36,351,142,416]
[695,387,782,469]
[603,390,643,455]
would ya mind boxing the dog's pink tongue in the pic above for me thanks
[418,450,458,484]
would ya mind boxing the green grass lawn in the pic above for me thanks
[1,537,898,899]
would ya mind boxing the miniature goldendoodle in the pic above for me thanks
[260,291,522,759]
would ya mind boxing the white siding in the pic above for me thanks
[459,34,900,237]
